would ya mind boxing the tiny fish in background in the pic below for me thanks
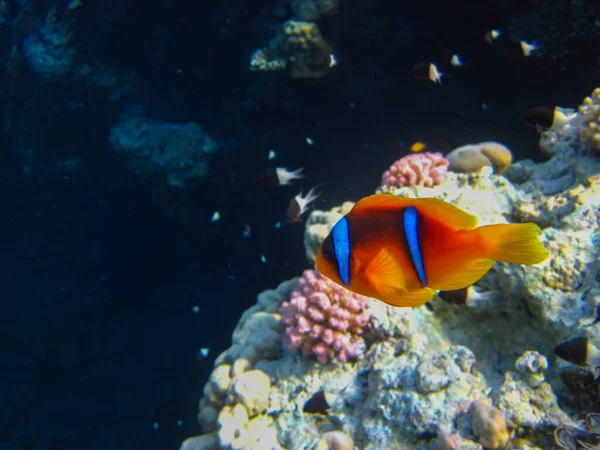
[268,150,276,160]
[315,194,548,308]
[285,187,320,223]
[450,54,462,67]
[256,167,303,187]
[306,137,314,146]
[329,53,338,68]
[410,62,443,84]
[484,29,501,44]
[520,40,538,57]
[196,347,210,360]
[520,105,584,132]
[410,141,426,153]
[555,337,600,367]
[242,224,251,238]
[210,211,221,223]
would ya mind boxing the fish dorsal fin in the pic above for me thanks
[383,287,438,307]
[364,248,407,298]
[352,194,478,230]
[429,258,495,291]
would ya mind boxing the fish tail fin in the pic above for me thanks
[477,223,549,265]
[303,185,320,205]
[290,167,304,180]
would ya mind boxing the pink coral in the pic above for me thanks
[279,270,371,363]
[379,152,449,192]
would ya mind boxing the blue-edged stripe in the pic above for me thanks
[331,217,351,286]
[404,206,427,286]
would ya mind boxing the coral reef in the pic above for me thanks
[181,92,600,450]
[108,114,218,191]
[577,87,600,153]
[378,152,449,192]
[279,269,372,363]
[282,20,333,79]
[23,7,75,80]
[248,20,334,79]
[446,141,513,175]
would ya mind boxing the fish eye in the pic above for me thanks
[321,234,336,264]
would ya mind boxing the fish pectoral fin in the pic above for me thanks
[382,287,438,307]
[429,258,495,291]
[364,247,407,298]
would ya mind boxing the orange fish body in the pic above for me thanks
[315,194,548,307]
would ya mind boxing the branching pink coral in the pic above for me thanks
[379,152,449,191]
[279,269,371,363]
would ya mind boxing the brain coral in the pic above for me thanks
[279,269,371,363]
[379,152,449,192]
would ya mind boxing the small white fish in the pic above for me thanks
[273,221,282,229]
[176,420,183,427]
[191,305,200,314]
[260,253,267,264]
[329,53,337,68]
[484,29,501,44]
[210,211,221,223]
[256,167,303,187]
[285,187,320,223]
[153,422,159,431]
[520,40,538,57]
[268,150,276,160]
[198,348,210,358]
[450,54,462,67]
[305,137,314,146]
[242,224,251,239]
[276,167,303,185]
[429,63,443,84]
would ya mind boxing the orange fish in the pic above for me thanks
[315,194,548,307]
[410,141,426,153]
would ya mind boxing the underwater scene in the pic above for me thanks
[2,0,600,449]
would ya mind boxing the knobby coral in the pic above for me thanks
[378,152,449,192]
[279,269,371,363]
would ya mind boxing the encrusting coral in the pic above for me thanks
[445,141,513,175]
[282,20,333,79]
[470,400,511,450]
[577,87,600,153]
[279,269,372,363]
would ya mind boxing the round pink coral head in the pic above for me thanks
[379,151,449,192]
[279,269,372,363]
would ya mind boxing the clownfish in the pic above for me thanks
[315,194,548,308]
